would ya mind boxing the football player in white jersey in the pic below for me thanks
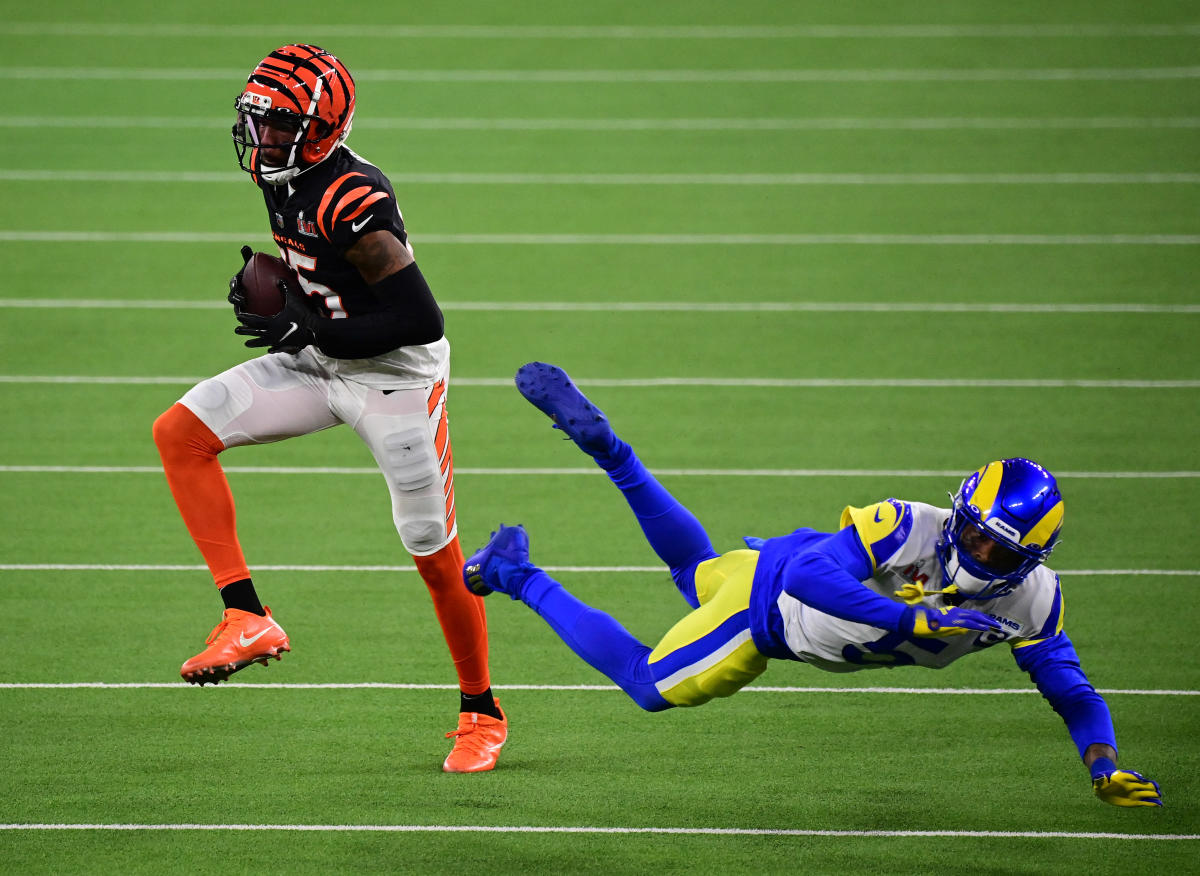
[152,45,506,773]
[464,362,1161,806]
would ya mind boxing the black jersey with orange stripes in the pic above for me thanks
[257,146,407,319]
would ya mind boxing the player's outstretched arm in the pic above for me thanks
[1013,636,1160,806]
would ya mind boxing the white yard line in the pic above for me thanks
[6,169,1200,185]
[4,115,1199,130]
[0,682,1194,695]
[2,465,1198,477]
[0,822,1193,840]
[3,376,1198,389]
[2,300,1199,314]
[1,564,1196,576]
[3,66,1199,82]
[3,232,1198,245]
[3,22,1200,38]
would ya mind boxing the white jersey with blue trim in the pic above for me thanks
[776,500,1063,672]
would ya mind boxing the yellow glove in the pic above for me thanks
[901,605,1003,638]
[1091,759,1162,807]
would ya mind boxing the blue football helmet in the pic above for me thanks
[936,458,1064,600]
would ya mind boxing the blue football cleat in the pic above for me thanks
[515,362,618,458]
[463,524,534,599]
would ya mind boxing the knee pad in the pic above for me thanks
[399,518,449,555]
[381,427,438,492]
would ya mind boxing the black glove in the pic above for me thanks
[234,275,319,354]
[227,245,254,315]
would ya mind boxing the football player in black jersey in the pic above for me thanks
[153,44,507,773]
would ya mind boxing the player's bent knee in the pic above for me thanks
[625,683,675,712]
[153,404,218,462]
[399,518,450,555]
[669,562,703,609]
[152,408,178,452]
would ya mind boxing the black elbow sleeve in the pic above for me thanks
[312,262,444,359]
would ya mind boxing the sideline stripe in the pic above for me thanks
[0,683,1194,695]
[2,376,1198,389]
[0,823,1192,840]
[4,23,1200,38]
[1,564,1196,576]
[5,115,1200,130]
[5,170,1199,185]
[2,465,1198,478]
[3,66,1199,82]
[3,300,1199,314]
[2,232,1198,245]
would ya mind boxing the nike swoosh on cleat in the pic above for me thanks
[277,322,299,343]
[351,215,373,232]
[239,628,272,647]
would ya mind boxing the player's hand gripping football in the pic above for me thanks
[227,245,255,316]
[901,605,1003,638]
[234,274,319,354]
[1090,758,1163,807]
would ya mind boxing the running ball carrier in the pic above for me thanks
[155,44,506,773]
[228,44,438,363]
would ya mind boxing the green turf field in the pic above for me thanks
[1,1,1198,873]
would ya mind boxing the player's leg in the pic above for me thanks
[515,362,717,607]
[153,350,338,683]
[645,550,769,706]
[464,525,672,711]
[466,528,768,710]
[343,374,504,773]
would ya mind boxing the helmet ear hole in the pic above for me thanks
[300,140,323,163]
[299,120,334,161]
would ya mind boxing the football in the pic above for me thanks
[239,252,297,317]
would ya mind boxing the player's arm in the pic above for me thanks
[777,527,1000,638]
[1013,634,1162,806]
[303,229,444,359]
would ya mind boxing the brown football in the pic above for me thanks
[239,252,297,317]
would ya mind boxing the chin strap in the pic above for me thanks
[894,581,959,604]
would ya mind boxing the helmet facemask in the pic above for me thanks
[935,459,1064,601]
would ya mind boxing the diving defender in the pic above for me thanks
[464,362,1161,805]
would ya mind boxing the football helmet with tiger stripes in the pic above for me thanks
[935,458,1064,600]
[233,44,356,185]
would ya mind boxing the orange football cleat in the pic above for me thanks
[443,704,508,773]
[180,606,290,685]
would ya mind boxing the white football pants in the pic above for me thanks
[177,348,456,556]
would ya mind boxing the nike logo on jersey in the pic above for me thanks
[239,627,273,647]
[351,215,373,232]
[278,322,299,343]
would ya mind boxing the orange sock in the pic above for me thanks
[152,403,250,588]
[414,537,491,694]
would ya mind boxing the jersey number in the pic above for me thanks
[279,247,348,318]
[841,628,1007,666]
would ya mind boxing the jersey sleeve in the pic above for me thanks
[839,499,914,571]
[1011,573,1066,647]
[315,170,404,252]
[1012,631,1117,758]
[776,527,907,632]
